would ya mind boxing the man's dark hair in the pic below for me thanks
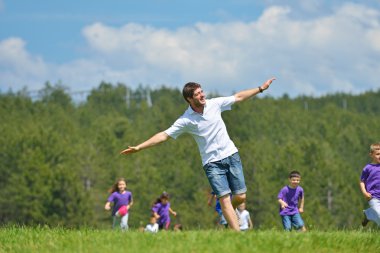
[289,170,301,178]
[182,82,201,103]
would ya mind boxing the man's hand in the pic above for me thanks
[261,77,276,91]
[120,146,140,155]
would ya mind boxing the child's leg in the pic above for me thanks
[164,221,171,230]
[281,215,292,231]
[365,198,380,226]
[120,213,129,230]
[112,216,119,229]
[362,210,369,226]
[291,213,306,232]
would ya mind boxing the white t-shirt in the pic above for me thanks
[164,96,238,165]
[144,223,159,233]
[239,210,251,230]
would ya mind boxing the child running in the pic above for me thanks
[277,171,306,232]
[236,202,253,231]
[360,142,380,227]
[105,178,133,230]
[152,192,177,230]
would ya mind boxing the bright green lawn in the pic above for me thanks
[0,227,379,253]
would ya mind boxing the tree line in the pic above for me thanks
[1,82,379,229]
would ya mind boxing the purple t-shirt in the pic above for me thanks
[277,185,304,216]
[152,202,171,225]
[107,191,133,216]
[360,163,380,200]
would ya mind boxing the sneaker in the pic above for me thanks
[362,211,369,227]
[235,208,242,226]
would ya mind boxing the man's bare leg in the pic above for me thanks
[219,193,246,231]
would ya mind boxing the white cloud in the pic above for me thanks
[80,3,380,96]
[0,38,48,90]
[1,2,380,97]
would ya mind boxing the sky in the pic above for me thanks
[1,0,380,98]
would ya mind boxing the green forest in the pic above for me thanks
[1,82,379,230]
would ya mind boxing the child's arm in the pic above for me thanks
[278,199,288,209]
[248,215,253,229]
[104,201,112,211]
[207,194,214,206]
[298,196,304,213]
[207,194,215,206]
[169,208,177,217]
[127,198,134,210]
[153,212,160,219]
[360,181,372,200]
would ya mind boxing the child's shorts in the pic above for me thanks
[281,213,304,231]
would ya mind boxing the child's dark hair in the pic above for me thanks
[108,177,127,193]
[154,191,170,204]
[289,171,301,178]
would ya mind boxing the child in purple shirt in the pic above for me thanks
[277,171,306,232]
[105,178,133,230]
[152,192,177,230]
[360,142,380,227]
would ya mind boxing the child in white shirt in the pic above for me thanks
[144,215,159,233]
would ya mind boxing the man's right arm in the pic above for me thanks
[120,131,170,155]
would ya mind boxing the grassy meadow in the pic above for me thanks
[0,227,379,253]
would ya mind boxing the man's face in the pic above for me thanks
[189,87,206,107]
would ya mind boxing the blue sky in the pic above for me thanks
[1,0,380,97]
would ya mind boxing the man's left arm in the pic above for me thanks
[234,77,276,103]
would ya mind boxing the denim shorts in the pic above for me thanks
[364,198,380,226]
[281,213,304,231]
[203,152,247,198]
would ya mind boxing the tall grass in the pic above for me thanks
[0,227,379,253]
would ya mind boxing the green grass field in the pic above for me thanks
[0,227,379,253]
